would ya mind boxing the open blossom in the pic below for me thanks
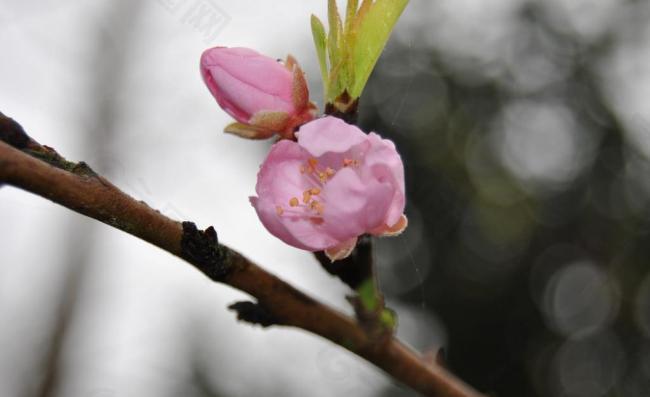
[200,46,316,139]
[250,116,407,261]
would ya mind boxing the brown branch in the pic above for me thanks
[0,113,484,397]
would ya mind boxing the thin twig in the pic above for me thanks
[0,113,484,397]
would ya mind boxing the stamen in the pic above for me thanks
[308,158,318,167]
[343,158,353,167]
[310,200,324,215]
[289,197,299,207]
[276,206,284,215]
[302,190,312,204]
[309,187,321,195]
[325,167,335,177]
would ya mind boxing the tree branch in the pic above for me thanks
[0,113,484,397]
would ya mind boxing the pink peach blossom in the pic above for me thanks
[250,116,407,260]
[200,46,315,139]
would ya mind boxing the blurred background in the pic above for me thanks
[1,0,650,396]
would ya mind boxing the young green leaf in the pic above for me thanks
[345,0,359,33]
[355,0,373,28]
[357,278,378,312]
[327,0,345,100]
[310,14,329,96]
[350,0,409,98]
[340,0,359,98]
[380,308,397,330]
[327,0,342,67]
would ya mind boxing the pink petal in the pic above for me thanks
[207,47,294,99]
[255,140,309,203]
[251,196,338,251]
[251,140,340,251]
[208,65,294,119]
[296,116,367,157]
[200,47,295,123]
[320,167,394,242]
[201,63,251,122]
[362,133,406,226]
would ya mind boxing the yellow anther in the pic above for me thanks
[325,167,335,177]
[309,187,321,195]
[289,197,299,207]
[308,158,318,167]
[276,206,284,215]
[318,172,327,182]
[302,190,312,203]
[310,200,324,215]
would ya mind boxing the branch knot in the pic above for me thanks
[228,301,278,327]
[0,112,30,149]
[180,221,229,281]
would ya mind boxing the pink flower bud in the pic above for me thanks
[250,116,407,261]
[200,47,316,139]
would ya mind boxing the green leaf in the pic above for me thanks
[338,0,359,100]
[345,0,359,33]
[349,0,409,98]
[327,0,345,100]
[327,0,343,62]
[310,15,329,96]
[380,308,397,330]
[357,278,378,312]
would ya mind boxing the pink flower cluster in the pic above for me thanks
[200,46,406,260]
[250,117,406,260]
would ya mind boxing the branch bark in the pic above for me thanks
[0,113,484,397]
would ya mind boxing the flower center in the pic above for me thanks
[274,157,360,223]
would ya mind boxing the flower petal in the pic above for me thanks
[320,167,394,241]
[252,140,341,251]
[255,141,309,203]
[296,116,367,157]
[203,47,294,101]
[200,47,297,124]
[251,196,338,251]
[362,133,406,226]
